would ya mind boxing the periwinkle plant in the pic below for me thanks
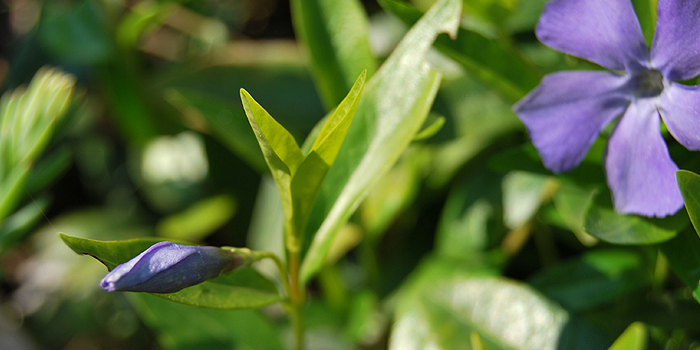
[513,0,700,217]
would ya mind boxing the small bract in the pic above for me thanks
[100,242,244,293]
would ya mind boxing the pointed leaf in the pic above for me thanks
[240,89,304,220]
[658,228,700,302]
[608,322,647,350]
[60,234,281,309]
[291,0,377,109]
[677,170,700,237]
[379,0,540,102]
[288,71,366,236]
[583,194,683,244]
[300,0,462,283]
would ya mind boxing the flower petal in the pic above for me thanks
[536,0,648,71]
[658,83,700,150]
[651,0,700,81]
[513,71,629,172]
[605,99,683,217]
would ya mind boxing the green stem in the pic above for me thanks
[288,251,305,350]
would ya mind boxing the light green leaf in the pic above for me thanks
[608,322,647,350]
[290,71,366,238]
[677,170,700,237]
[379,0,540,102]
[291,0,377,109]
[0,67,75,224]
[300,0,462,283]
[60,234,281,309]
[240,89,304,224]
[129,293,284,350]
[583,193,683,244]
[390,258,610,350]
[413,115,445,141]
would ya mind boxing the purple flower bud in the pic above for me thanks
[100,242,245,293]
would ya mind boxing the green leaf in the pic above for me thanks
[38,0,115,64]
[379,0,540,102]
[412,115,445,141]
[300,0,462,283]
[608,322,647,350]
[0,67,75,224]
[59,234,281,309]
[529,249,652,312]
[583,193,684,244]
[157,195,237,241]
[677,170,700,236]
[129,293,284,350]
[390,258,610,350]
[290,71,366,238]
[291,0,377,109]
[240,89,304,225]
[658,228,700,302]
[502,171,556,229]
[0,196,50,253]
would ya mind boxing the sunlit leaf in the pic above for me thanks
[60,234,281,309]
[390,258,610,350]
[300,0,462,283]
[0,67,75,224]
[608,322,647,350]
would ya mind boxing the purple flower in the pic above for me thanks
[513,0,700,217]
[100,242,245,293]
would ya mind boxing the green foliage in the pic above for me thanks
[6,0,700,349]
[60,234,281,309]
[390,258,609,350]
[608,322,647,350]
[380,0,540,102]
[0,67,75,225]
[241,70,366,252]
[300,0,462,283]
[291,0,377,109]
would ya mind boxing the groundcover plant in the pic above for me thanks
[2,0,700,349]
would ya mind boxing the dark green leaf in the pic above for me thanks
[583,193,684,244]
[529,249,651,312]
[129,293,284,350]
[659,228,700,302]
[38,0,115,64]
[291,0,377,109]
